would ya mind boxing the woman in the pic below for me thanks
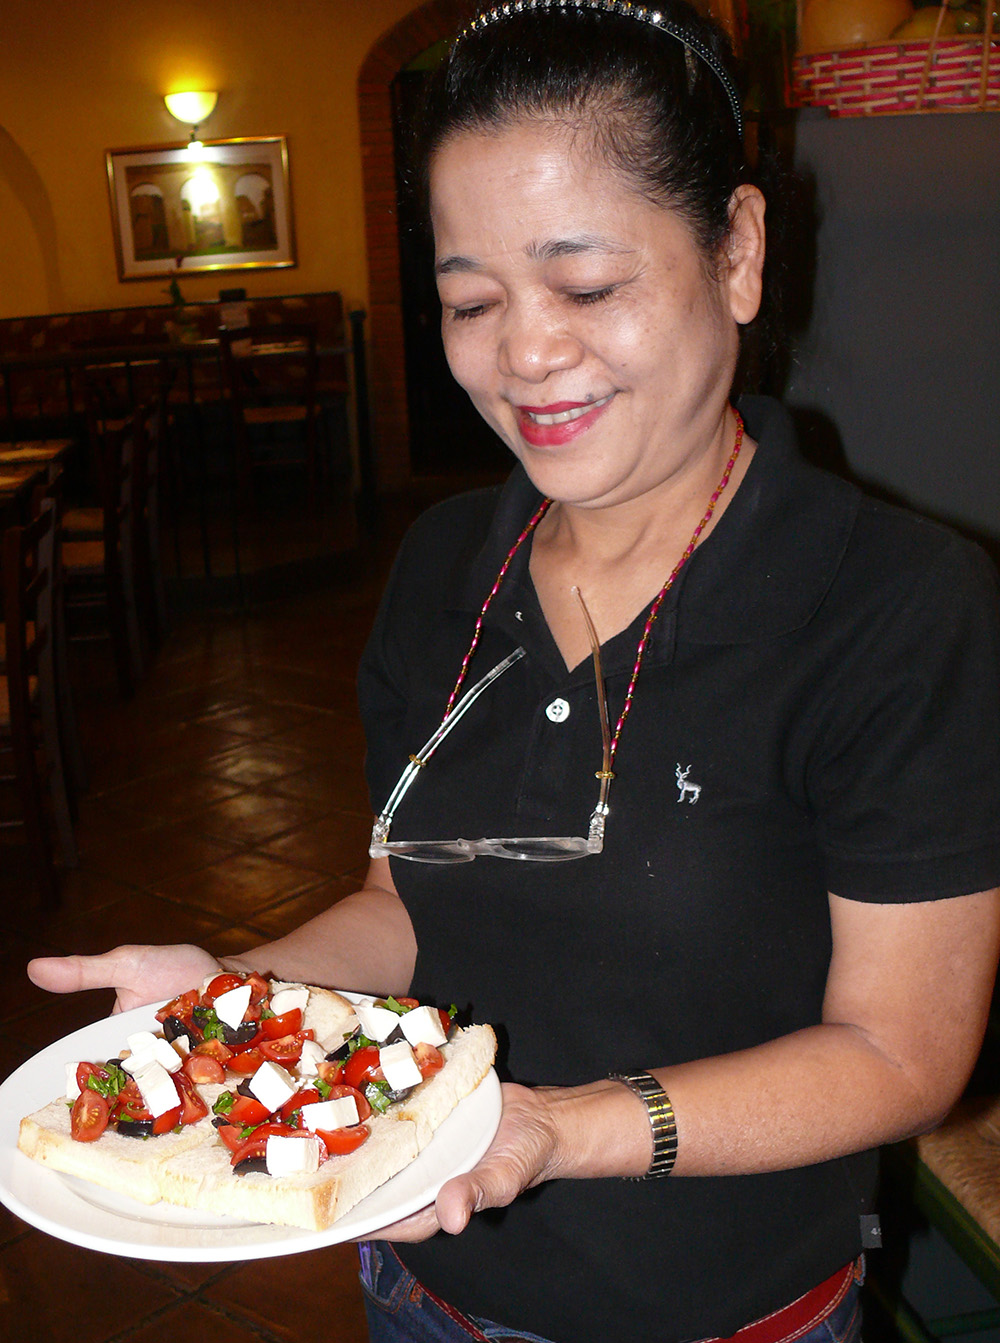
[29,3,1000,1342]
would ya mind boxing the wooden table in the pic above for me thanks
[0,438,73,483]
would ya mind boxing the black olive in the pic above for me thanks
[233,1155,269,1176]
[325,1038,354,1063]
[384,1024,406,1046]
[386,1087,412,1103]
[116,1118,154,1138]
[221,1021,258,1046]
[236,1079,257,1098]
[162,1015,195,1045]
[105,1058,125,1070]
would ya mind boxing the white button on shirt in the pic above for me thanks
[545,698,571,722]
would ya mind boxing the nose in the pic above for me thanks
[497,302,582,383]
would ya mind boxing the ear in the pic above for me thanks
[723,185,766,326]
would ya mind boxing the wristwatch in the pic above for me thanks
[608,1071,678,1178]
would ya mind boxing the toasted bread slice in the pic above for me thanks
[393,1025,498,1148]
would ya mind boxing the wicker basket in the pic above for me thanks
[793,25,999,115]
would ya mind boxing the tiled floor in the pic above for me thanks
[0,509,418,1342]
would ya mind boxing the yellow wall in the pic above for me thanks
[0,0,426,320]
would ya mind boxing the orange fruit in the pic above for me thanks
[799,0,914,51]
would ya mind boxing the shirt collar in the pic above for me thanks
[450,396,859,652]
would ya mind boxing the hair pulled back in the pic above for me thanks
[413,0,748,263]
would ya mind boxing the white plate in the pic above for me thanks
[0,999,501,1261]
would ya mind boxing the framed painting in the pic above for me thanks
[105,136,296,281]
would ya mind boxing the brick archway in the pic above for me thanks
[358,0,475,488]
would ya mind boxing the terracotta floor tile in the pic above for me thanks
[42,893,239,960]
[203,1242,368,1343]
[106,1297,277,1342]
[0,929,92,1021]
[94,770,250,826]
[192,701,321,741]
[201,741,316,789]
[154,851,323,920]
[257,762,369,813]
[0,1231,177,1343]
[0,989,115,1081]
[0,1202,28,1247]
[76,818,242,886]
[4,870,143,944]
[193,792,333,848]
[257,812,373,878]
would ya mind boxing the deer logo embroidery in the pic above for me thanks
[676,764,701,804]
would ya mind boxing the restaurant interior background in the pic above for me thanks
[0,0,998,1340]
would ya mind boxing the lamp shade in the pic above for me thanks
[164,91,218,125]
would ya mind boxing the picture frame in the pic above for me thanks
[105,136,296,281]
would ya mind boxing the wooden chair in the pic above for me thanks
[0,495,79,905]
[61,414,144,698]
[219,322,320,506]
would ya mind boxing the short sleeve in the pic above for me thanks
[812,533,1000,901]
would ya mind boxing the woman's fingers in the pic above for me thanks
[27,945,222,1012]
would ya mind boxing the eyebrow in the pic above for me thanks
[435,235,634,275]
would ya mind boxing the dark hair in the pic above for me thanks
[412,0,748,263]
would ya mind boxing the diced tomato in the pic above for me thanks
[174,1072,209,1125]
[203,972,245,1003]
[242,1000,263,1024]
[395,997,419,1009]
[317,1125,370,1156]
[70,1090,110,1142]
[258,1033,304,1065]
[155,989,200,1025]
[183,1054,226,1086]
[414,1042,445,1080]
[226,1048,265,1075]
[439,1009,453,1035]
[343,1045,384,1091]
[113,1078,149,1121]
[245,972,270,1006]
[228,1093,271,1127]
[191,1037,233,1063]
[230,1121,298,1168]
[278,1088,322,1125]
[224,1029,265,1055]
[261,1008,303,1039]
[215,1122,244,1154]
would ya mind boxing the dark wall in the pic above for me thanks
[783,110,999,555]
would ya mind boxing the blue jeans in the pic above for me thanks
[358,1242,865,1343]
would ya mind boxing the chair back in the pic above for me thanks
[219,321,319,424]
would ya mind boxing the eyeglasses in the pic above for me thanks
[369,592,614,864]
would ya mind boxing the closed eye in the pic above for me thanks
[568,286,616,307]
[449,303,492,321]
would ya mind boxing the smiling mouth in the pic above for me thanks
[521,394,614,426]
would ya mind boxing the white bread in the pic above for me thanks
[17,995,497,1229]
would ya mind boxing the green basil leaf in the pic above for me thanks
[213,1091,236,1115]
[381,996,410,1016]
[364,1080,393,1115]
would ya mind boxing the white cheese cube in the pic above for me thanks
[399,1004,448,1049]
[65,1063,81,1100]
[355,1000,403,1042]
[133,1061,181,1119]
[213,983,253,1030]
[301,1095,359,1131]
[379,1041,422,1091]
[296,1039,328,1079]
[266,1134,321,1177]
[149,1037,184,1073]
[269,985,309,1017]
[248,1060,298,1113]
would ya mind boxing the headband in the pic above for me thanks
[460,0,744,142]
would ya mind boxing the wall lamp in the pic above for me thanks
[164,91,218,153]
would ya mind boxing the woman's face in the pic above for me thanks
[430,118,763,511]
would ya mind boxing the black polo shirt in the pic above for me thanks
[358,397,1000,1343]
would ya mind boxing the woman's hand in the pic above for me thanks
[360,1078,650,1243]
[27,944,223,1014]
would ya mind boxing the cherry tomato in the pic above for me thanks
[75,1061,108,1094]
[174,1073,209,1126]
[395,997,419,1009]
[226,1048,265,1075]
[71,1090,110,1142]
[113,1078,149,1120]
[191,1038,233,1063]
[230,1122,298,1168]
[258,1034,304,1065]
[261,1008,303,1039]
[438,1009,453,1036]
[343,1045,384,1091]
[215,1122,244,1154]
[203,973,245,1003]
[414,1043,445,1080]
[183,1054,226,1086]
[155,989,200,1025]
[245,972,270,1006]
[151,1105,183,1135]
[317,1059,344,1086]
[228,1093,271,1127]
[321,1083,372,1124]
[278,1088,322,1125]
[317,1125,370,1156]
